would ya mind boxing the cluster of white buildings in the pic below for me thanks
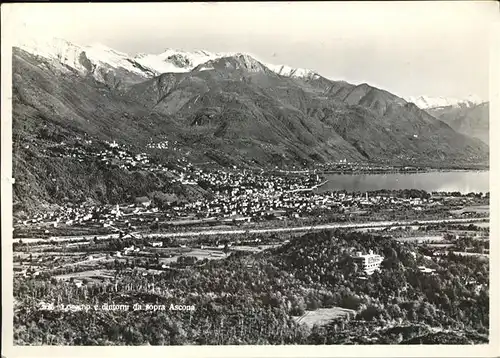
[146,138,178,150]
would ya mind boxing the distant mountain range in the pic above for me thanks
[400,94,489,145]
[11,38,489,211]
[426,102,489,145]
[403,95,485,110]
[402,95,489,145]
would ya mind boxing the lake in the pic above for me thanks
[317,171,489,194]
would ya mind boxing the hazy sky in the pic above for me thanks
[4,2,498,99]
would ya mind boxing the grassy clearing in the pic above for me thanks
[293,307,356,327]
[54,269,115,281]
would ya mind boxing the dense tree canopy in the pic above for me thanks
[14,229,489,345]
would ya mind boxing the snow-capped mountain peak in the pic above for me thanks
[16,37,82,66]
[132,48,227,75]
[404,95,485,109]
[15,37,325,83]
[16,37,151,80]
[267,64,321,80]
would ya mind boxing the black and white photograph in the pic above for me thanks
[1,1,499,356]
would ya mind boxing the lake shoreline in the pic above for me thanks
[319,168,489,175]
[317,170,490,194]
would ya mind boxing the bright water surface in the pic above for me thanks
[317,171,489,194]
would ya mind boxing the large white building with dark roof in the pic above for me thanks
[352,250,384,275]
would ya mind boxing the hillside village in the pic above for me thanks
[15,136,489,238]
[15,177,488,241]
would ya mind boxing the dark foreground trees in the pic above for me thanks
[13,229,489,345]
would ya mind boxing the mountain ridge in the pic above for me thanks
[17,37,486,112]
[404,95,485,110]
[16,37,325,86]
